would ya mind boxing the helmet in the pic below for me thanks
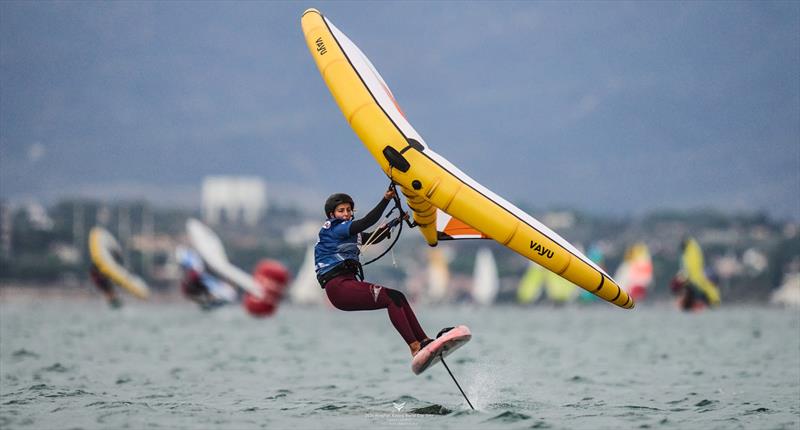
[324,193,354,217]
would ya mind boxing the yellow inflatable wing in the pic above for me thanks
[88,226,149,299]
[301,9,633,309]
[681,238,721,305]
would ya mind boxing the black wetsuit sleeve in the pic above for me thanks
[349,197,391,236]
[359,225,391,245]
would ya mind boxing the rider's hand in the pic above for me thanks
[384,187,396,200]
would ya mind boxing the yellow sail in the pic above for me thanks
[301,9,633,309]
[427,248,450,303]
[517,262,545,304]
[545,270,579,303]
[681,238,721,305]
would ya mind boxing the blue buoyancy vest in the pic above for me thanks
[314,218,362,276]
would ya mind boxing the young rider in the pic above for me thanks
[315,187,434,357]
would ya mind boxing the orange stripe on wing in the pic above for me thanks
[443,217,487,238]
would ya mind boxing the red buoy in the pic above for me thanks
[243,259,290,317]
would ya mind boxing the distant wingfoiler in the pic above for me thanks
[301,9,633,309]
[88,226,149,299]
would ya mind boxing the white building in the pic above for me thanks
[201,176,267,227]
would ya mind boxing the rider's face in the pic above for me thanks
[332,203,353,221]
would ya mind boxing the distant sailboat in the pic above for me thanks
[614,243,653,302]
[289,245,324,306]
[770,272,800,308]
[517,262,545,304]
[472,247,499,305]
[545,270,578,304]
[681,237,721,306]
[426,247,450,304]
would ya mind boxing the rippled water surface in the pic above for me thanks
[1,296,798,429]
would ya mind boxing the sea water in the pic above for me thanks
[1,295,798,429]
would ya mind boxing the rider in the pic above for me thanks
[89,263,122,308]
[176,246,229,310]
[315,187,434,357]
[670,237,717,311]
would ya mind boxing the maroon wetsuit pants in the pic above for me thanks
[325,274,428,345]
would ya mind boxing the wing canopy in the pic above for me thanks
[89,227,150,299]
[301,9,633,309]
[187,219,264,299]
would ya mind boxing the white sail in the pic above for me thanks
[289,245,324,305]
[770,272,800,308]
[472,248,499,305]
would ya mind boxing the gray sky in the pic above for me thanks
[1,1,798,219]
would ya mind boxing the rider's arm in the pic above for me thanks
[348,197,391,235]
